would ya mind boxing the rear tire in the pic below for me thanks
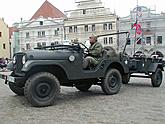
[151,68,163,87]
[9,82,24,96]
[101,69,121,95]
[24,72,60,107]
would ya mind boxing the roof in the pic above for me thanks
[9,27,18,39]
[30,0,66,20]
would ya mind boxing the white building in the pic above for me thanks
[64,0,119,49]
[10,0,66,53]
[119,6,165,57]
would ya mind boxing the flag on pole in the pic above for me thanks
[132,21,142,35]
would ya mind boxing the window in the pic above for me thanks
[37,42,46,47]
[146,22,151,28]
[126,38,131,45]
[92,24,95,31]
[83,9,86,14]
[69,27,73,33]
[26,43,30,50]
[104,37,108,45]
[38,32,41,37]
[103,23,107,30]
[146,37,151,44]
[37,42,42,48]
[74,26,77,33]
[85,25,88,32]
[40,21,43,25]
[157,36,162,44]
[3,43,6,49]
[0,32,2,37]
[42,42,46,47]
[103,23,112,30]
[26,32,30,38]
[108,23,112,30]
[38,31,45,37]
[18,40,20,45]
[55,41,59,45]
[51,42,59,46]
[42,31,45,37]
[109,37,113,44]
[55,30,58,36]
[51,42,55,46]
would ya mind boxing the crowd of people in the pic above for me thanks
[0,58,9,69]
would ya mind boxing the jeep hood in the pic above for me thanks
[24,49,73,60]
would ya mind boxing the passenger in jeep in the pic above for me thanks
[83,34,103,69]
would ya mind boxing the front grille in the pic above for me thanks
[13,53,24,74]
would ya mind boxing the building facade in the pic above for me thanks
[17,18,64,51]
[0,18,10,58]
[9,27,19,57]
[10,0,66,53]
[119,6,165,56]
[64,0,119,49]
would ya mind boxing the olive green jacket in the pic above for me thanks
[88,41,103,60]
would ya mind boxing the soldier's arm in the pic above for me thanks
[89,44,102,57]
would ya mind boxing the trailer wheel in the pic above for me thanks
[101,69,121,95]
[151,68,163,87]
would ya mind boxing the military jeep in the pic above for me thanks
[1,32,164,107]
[2,32,131,107]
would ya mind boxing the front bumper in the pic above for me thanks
[0,71,25,85]
[5,75,25,85]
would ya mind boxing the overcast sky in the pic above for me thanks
[0,0,164,26]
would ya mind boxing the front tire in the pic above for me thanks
[151,68,163,87]
[101,69,122,95]
[9,82,24,96]
[24,72,60,107]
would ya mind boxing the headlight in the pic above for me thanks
[13,56,16,64]
[22,56,26,64]
[69,55,75,62]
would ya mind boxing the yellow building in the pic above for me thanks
[0,18,10,58]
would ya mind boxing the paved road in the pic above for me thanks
[0,76,165,124]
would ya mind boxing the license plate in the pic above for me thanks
[7,76,15,83]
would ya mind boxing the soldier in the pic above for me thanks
[83,34,103,69]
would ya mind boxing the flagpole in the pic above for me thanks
[134,0,139,55]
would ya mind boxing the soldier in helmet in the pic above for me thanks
[83,34,103,69]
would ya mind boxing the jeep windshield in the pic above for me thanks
[34,44,81,51]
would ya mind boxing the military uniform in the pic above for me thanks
[83,41,103,69]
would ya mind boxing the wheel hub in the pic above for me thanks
[36,82,51,98]
[109,75,117,88]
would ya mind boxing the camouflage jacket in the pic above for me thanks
[88,42,103,60]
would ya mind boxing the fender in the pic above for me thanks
[106,61,129,75]
[22,60,69,78]
[148,63,164,72]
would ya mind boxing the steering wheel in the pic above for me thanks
[72,41,89,55]
[79,43,89,52]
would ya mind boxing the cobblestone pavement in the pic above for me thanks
[0,75,165,124]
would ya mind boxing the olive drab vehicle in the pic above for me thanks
[0,32,164,107]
